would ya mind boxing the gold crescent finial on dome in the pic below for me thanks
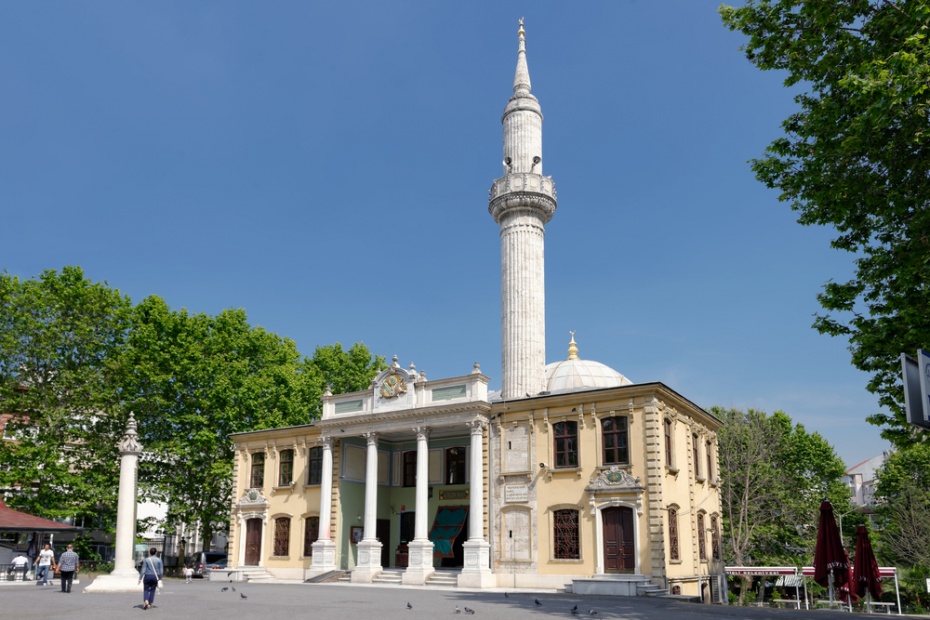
[518,18,525,36]
[568,331,579,360]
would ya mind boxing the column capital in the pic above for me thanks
[362,431,379,445]
[412,426,431,441]
[466,418,488,435]
[318,436,335,450]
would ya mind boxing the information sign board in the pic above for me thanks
[901,352,930,430]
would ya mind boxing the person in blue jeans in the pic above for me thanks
[34,544,55,585]
[138,548,163,610]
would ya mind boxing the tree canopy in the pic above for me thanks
[720,0,930,446]
[872,443,930,567]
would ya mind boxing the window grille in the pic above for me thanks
[668,508,679,561]
[672,585,681,595]
[553,422,578,468]
[553,509,580,559]
[273,517,290,557]
[446,447,466,484]
[692,434,700,478]
[711,515,720,560]
[664,419,672,466]
[279,449,294,486]
[250,453,264,489]
[304,516,319,557]
[697,513,707,560]
[403,451,417,487]
[307,447,322,485]
[602,417,629,465]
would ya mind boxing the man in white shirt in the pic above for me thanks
[34,544,55,586]
[10,554,29,580]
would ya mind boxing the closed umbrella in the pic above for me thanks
[813,499,848,607]
[838,549,858,608]
[852,525,882,612]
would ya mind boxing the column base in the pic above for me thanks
[307,539,338,577]
[402,539,435,585]
[457,539,494,588]
[351,539,383,583]
[83,574,144,593]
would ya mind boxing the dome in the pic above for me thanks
[544,333,633,393]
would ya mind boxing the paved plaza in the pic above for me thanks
[0,579,856,620]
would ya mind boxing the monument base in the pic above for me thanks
[83,572,144,593]
[401,539,435,585]
[457,540,494,588]
[306,538,338,578]
[351,539,383,583]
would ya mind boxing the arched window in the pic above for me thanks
[307,447,323,485]
[273,517,290,557]
[668,508,680,561]
[279,449,294,486]
[553,509,580,559]
[711,515,720,560]
[250,453,264,489]
[602,417,629,465]
[304,516,319,557]
[697,513,707,561]
[553,421,578,468]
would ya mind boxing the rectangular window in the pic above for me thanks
[303,516,319,557]
[602,417,629,465]
[706,440,713,481]
[692,434,700,478]
[711,515,720,560]
[553,421,578,468]
[553,509,580,559]
[307,447,323,485]
[273,517,290,557]
[445,447,466,484]
[668,508,680,561]
[403,451,417,487]
[697,513,707,560]
[279,449,294,486]
[664,419,673,466]
[250,453,264,489]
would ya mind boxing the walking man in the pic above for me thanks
[34,544,55,586]
[57,544,79,593]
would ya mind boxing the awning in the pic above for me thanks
[428,505,468,558]
[0,498,83,533]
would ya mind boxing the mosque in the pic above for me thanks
[226,21,724,600]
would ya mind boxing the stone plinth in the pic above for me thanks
[304,539,338,579]
[457,540,494,588]
[401,540,435,585]
[350,539,383,583]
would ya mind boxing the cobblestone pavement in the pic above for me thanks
[0,579,850,620]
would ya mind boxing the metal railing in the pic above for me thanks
[1,564,32,581]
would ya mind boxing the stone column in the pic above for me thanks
[352,432,383,583]
[459,418,494,588]
[237,514,246,567]
[84,412,144,592]
[403,427,435,585]
[308,437,337,578]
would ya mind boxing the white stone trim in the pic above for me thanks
[498,504,534,562]
[591,500,640,576]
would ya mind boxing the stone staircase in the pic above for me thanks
[425,571,458,587]
[239,567,273,582]
[372,568,404,585]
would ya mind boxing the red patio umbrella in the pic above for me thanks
[852,525,882,599]
[813,500,849,590]
[838,549,859,604]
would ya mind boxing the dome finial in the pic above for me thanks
[568,331,579,360]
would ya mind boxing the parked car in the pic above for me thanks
[190,552,228,578]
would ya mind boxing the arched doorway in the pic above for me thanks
[602,506,634,574]
[245,518,262,566]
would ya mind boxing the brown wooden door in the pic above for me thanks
[603,507,635,574]
[245,518,262,565]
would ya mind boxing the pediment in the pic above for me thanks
[238,488,269,509]
[585,466,644,493]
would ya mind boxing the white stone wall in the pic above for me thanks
[503,110,542,175]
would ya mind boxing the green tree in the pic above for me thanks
[302,342,387,419]
[0,267,131,524]
[714,406,849,603]
[720,0,930,447]
[873,444,930,567]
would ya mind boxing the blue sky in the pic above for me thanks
[0,1,890,468]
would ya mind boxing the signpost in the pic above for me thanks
[900,350,930,430]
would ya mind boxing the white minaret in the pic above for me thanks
[489,19,557,400]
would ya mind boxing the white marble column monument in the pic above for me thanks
[351,432,383,582]
[307,437,338,578]
[459,418,494,588]
[403,427,435,585]
[85,412,145,593]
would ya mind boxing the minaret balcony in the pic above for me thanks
[488,172,557,225]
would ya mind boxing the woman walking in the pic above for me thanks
[137,548,163,610]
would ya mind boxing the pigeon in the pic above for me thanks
[240,593,247,599]
[504,592,509,598]
[232,586,236,592]
[571,610,579,616]
[464,608,475,615]
[407,603,413,610]
[535,599,542,607]
[589,611,597,616]
[455,606,461,614]
[221,587,228,592]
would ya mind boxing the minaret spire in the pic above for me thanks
[513,18,531,94]
[489,18,557,400]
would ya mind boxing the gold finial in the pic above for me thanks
[518,17,525,36]
[568,331,579,360]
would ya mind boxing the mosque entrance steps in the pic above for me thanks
[372,568,404,585]
[329,568,461,588]
[570,574,658,596]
